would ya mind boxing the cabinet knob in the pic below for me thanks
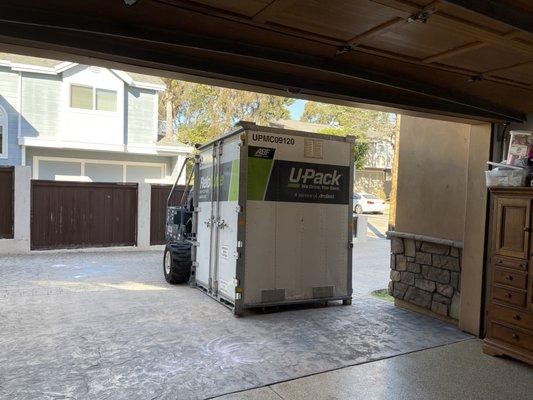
[512,333,520,340]
[498,260,503,264]
[505,292,513,298]
[505,275,514,281]
[513,314,522,321]
[524,226,531,232]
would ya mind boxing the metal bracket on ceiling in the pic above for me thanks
[468,74,484,83]
[407,1,441,24]
[407,10,432,23]
[286,87,302,95]
[124,0,139,6]
[335,45,354,57]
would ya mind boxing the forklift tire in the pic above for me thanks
[163,243,192,284]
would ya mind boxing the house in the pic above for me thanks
[0,53,191,183]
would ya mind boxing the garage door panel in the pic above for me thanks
[31,180,137,250]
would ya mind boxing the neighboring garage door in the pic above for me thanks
[31,180,138,250]
[0,166,14,239]
[150,184,186,245]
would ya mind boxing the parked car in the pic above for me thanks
[353,193,386,214]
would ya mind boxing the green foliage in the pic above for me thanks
[159,80,294,145]
[353,142,370,170]
[317,126,369,170]
[371,289,394,302]
[301,102,396,141]
[301,102,396,170]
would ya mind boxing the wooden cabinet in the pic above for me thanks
[484,188,533,365]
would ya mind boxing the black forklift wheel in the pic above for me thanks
[163,243,192,284]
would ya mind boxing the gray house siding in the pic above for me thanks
[20,72,61,139]
[127,87,156,145]
[0,67,20,165]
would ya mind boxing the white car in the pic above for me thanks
[353,193,386,214]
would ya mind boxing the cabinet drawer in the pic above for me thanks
[492,255,527,271]
[492,285,527,308]
[493,267,528,290]
[491,322,533,353]
[491,303,533,331]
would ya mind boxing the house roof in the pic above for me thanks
[156,134,190,148]
[0,52,165,90]
[269,119,331,133]
[0,52,60,68]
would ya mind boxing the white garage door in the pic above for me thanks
[85,162,123,182]
[125,165,163,182]
[38,160,82,181]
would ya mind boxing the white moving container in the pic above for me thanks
[192,122,354,315]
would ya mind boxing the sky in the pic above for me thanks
[288,99,306,120]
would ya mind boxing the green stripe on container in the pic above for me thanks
[247,157,273,200]
[228,159,239,201]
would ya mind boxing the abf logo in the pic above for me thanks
[252,147,274,159]
[254,148,271,157]
[289,168,342,186]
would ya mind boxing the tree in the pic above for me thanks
[301,102,396,169]
[159,80,294,145]
[319,126,370,170]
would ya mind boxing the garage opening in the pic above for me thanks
[0,50,479,399]
[0,0,532,398]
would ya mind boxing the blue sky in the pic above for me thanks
[288,99,306,120]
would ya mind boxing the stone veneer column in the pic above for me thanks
[388,236,461,320]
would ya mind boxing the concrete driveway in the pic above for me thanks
[0,248,470,400]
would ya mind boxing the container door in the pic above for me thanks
[196,148,215,290]
[213,138,241,300]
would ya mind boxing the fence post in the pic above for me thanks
[0,166,31,254]
[14,166,31,245]
[353,214,368,242]
[137,182,151,249]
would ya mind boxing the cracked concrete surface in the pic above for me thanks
[1,243,471,399]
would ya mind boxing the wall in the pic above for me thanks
[60,65,124,145]
[0,67,21,165]
[389,236,461,322]
[127,87,157,145]
[390,115,491,335]
[395,117,470,242]
[21,72,61,139]
[460,123,491,334]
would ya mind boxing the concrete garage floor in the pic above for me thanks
[1,246,474,400]
[215,340,533,400]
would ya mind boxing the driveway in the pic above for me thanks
[0,249,470,400]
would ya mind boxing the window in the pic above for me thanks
[0,106,6,158]
[70,84,117,112]
[70,85,93,110]
[95,88,117,111]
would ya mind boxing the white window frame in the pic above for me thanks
[0,105,7,159]
[33,156,166,182]
[69,83,118,114]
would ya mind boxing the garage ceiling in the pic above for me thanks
[0,0,531,122]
